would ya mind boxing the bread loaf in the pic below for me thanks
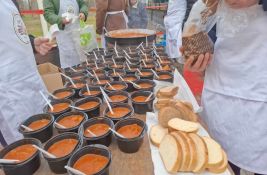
[168,118,200,133]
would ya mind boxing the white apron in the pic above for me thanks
[101,10,128,48]
[201,2,267,173]
[164,0,186,59]
[0,0,47,145]
[56,0,81,68]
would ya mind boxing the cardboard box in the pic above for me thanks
[37,63,63,93]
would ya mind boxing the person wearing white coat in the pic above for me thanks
[184,0,267,174]
[164,0,186,60]
[0,0,53,147]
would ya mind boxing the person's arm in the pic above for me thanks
[140,3,148,28]
[95,0,108,35]
[43,0,64,30]
[29,35,53,55]
[77,0,88,21]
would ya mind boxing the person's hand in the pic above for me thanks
[79,13,85,21]
[34,37,53,55]
[62,17,71,25]
[184,53,212,72]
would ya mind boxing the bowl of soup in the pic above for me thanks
[44,99,72,119]
[108,69,126,81]
[74,97,102,118]
[136,69,154,80]
[104,103,134,123]
[92,76,113,87]
[131,90,155,114]
[155,64,173,72]
[88,69,107,77]
[19,113,54,143]
[64,65,86,76]
[156,71,174,83]
[80,117,114,147]
[113,56,126,63]
[79,85,102,100]
[114,118,147,153]
[43,132,82,174]
[107,91,129,104]
[124,64,140,75]
[65,79,87,98]
[140,61,156,70]
[52,88,75,100]
[104,81,128,93]
[67,145,111,175]
[109,63,124,69]
[68,72,86,81]
[121,74,140,92]
[0,138,41,175]
[133,79,156,92]
[54,111,88,133]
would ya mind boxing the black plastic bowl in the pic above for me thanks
[18,113,54,143]
[131,91,155,114]
[108,90,129,104]
[114,118,147,153]
[109,63,124,69]
[44,99,73,119]
[79,85,102,100]
[68,72,86,81]
[113,56,126,63]
[104,81,128,93]
[54,111,88,134]
[108,69,126,81]
[103,103,134,123]
[88,69,107,77]
[122,75,140,92]
[92,76,113,87]
[124,64,140,75]
[156,71,174,83]
[65,79,87,98]
[79,117,114,147]
[43,132,82,174]
[134,79,156,92]
[136,69,154,80]
[74,97,102,118]
[52,88,75,100]
[0,138,42,175]
[67,145,112,175]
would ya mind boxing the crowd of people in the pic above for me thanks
[1,0,267,174]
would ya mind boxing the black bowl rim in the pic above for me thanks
[130,90,155,104]
[19,113,55,134]
[43,132,82,160]
[103,103,134,120]
[44,99,73,115]
[64,79,87,90]
[0,138,41,165]
[114,118,147,141]
[52,88,76,100]
[80,117,114,140]
[54,111,88,131]
[74,97,102,112]
[133,79,156,90]
[104,81,128,92]
[79,85,102,98]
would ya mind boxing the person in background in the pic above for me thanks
[128,0,148,29]
[43,0,88,68]
[164,0,186,65]
[0,0,53,147]
[95,0,128,47]
[184,0,267,174]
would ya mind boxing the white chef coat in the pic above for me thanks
[164,0,186,59]
[0,0,47,145]
[201,2,267,173]
[56,0,81,68]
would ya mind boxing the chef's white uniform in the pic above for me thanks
[56,0,81,68]
[201,2,267,173]
[164,0,186,59]
[0,0,47,145]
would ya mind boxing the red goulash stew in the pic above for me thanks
[47,139,78,158]
[117,124,142,139]
[54,91,72,99]
[84,123,109,138]
[49,103,69,113]
[4,144,37,163]
[78,101,99,110]
[107,107,130,118]
[58,115,84,128]
[27,119,50,131]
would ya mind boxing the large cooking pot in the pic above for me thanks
[105,29,157,47]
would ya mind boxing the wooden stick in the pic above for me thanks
[21,125,33,132]
[92,70,100,83]
[54,122,66,129]
[109,128,125,138]
[0,159,19,164]
[101,55,106,63]
[145,93,153,102]
[137,68,143,75]
[93,51,98,60]
[107,82,116,90]
[65,166,86,175]
[126,62,131,70]
[100,87,114,114]
[39,91,54,111]
[60,73,77,88]
[86,84,91,95]
[69,105,83,111]
[87,129,97,137]
[151,69,159,79]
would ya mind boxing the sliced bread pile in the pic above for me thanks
[155,86,198,126]
[149,118,227,174]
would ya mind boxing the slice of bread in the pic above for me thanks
[158,86,179,97]
[202,137,223,168]
[182,101,194,111]
[174,102,198,122]
[159,134,182,173]
[208,149,228,173]
[179,132,197,171]
[149,124,168,147]
[171,132,190,172]
[188,133,208,173]
[158,107,183,127]
[168,118,200,133]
